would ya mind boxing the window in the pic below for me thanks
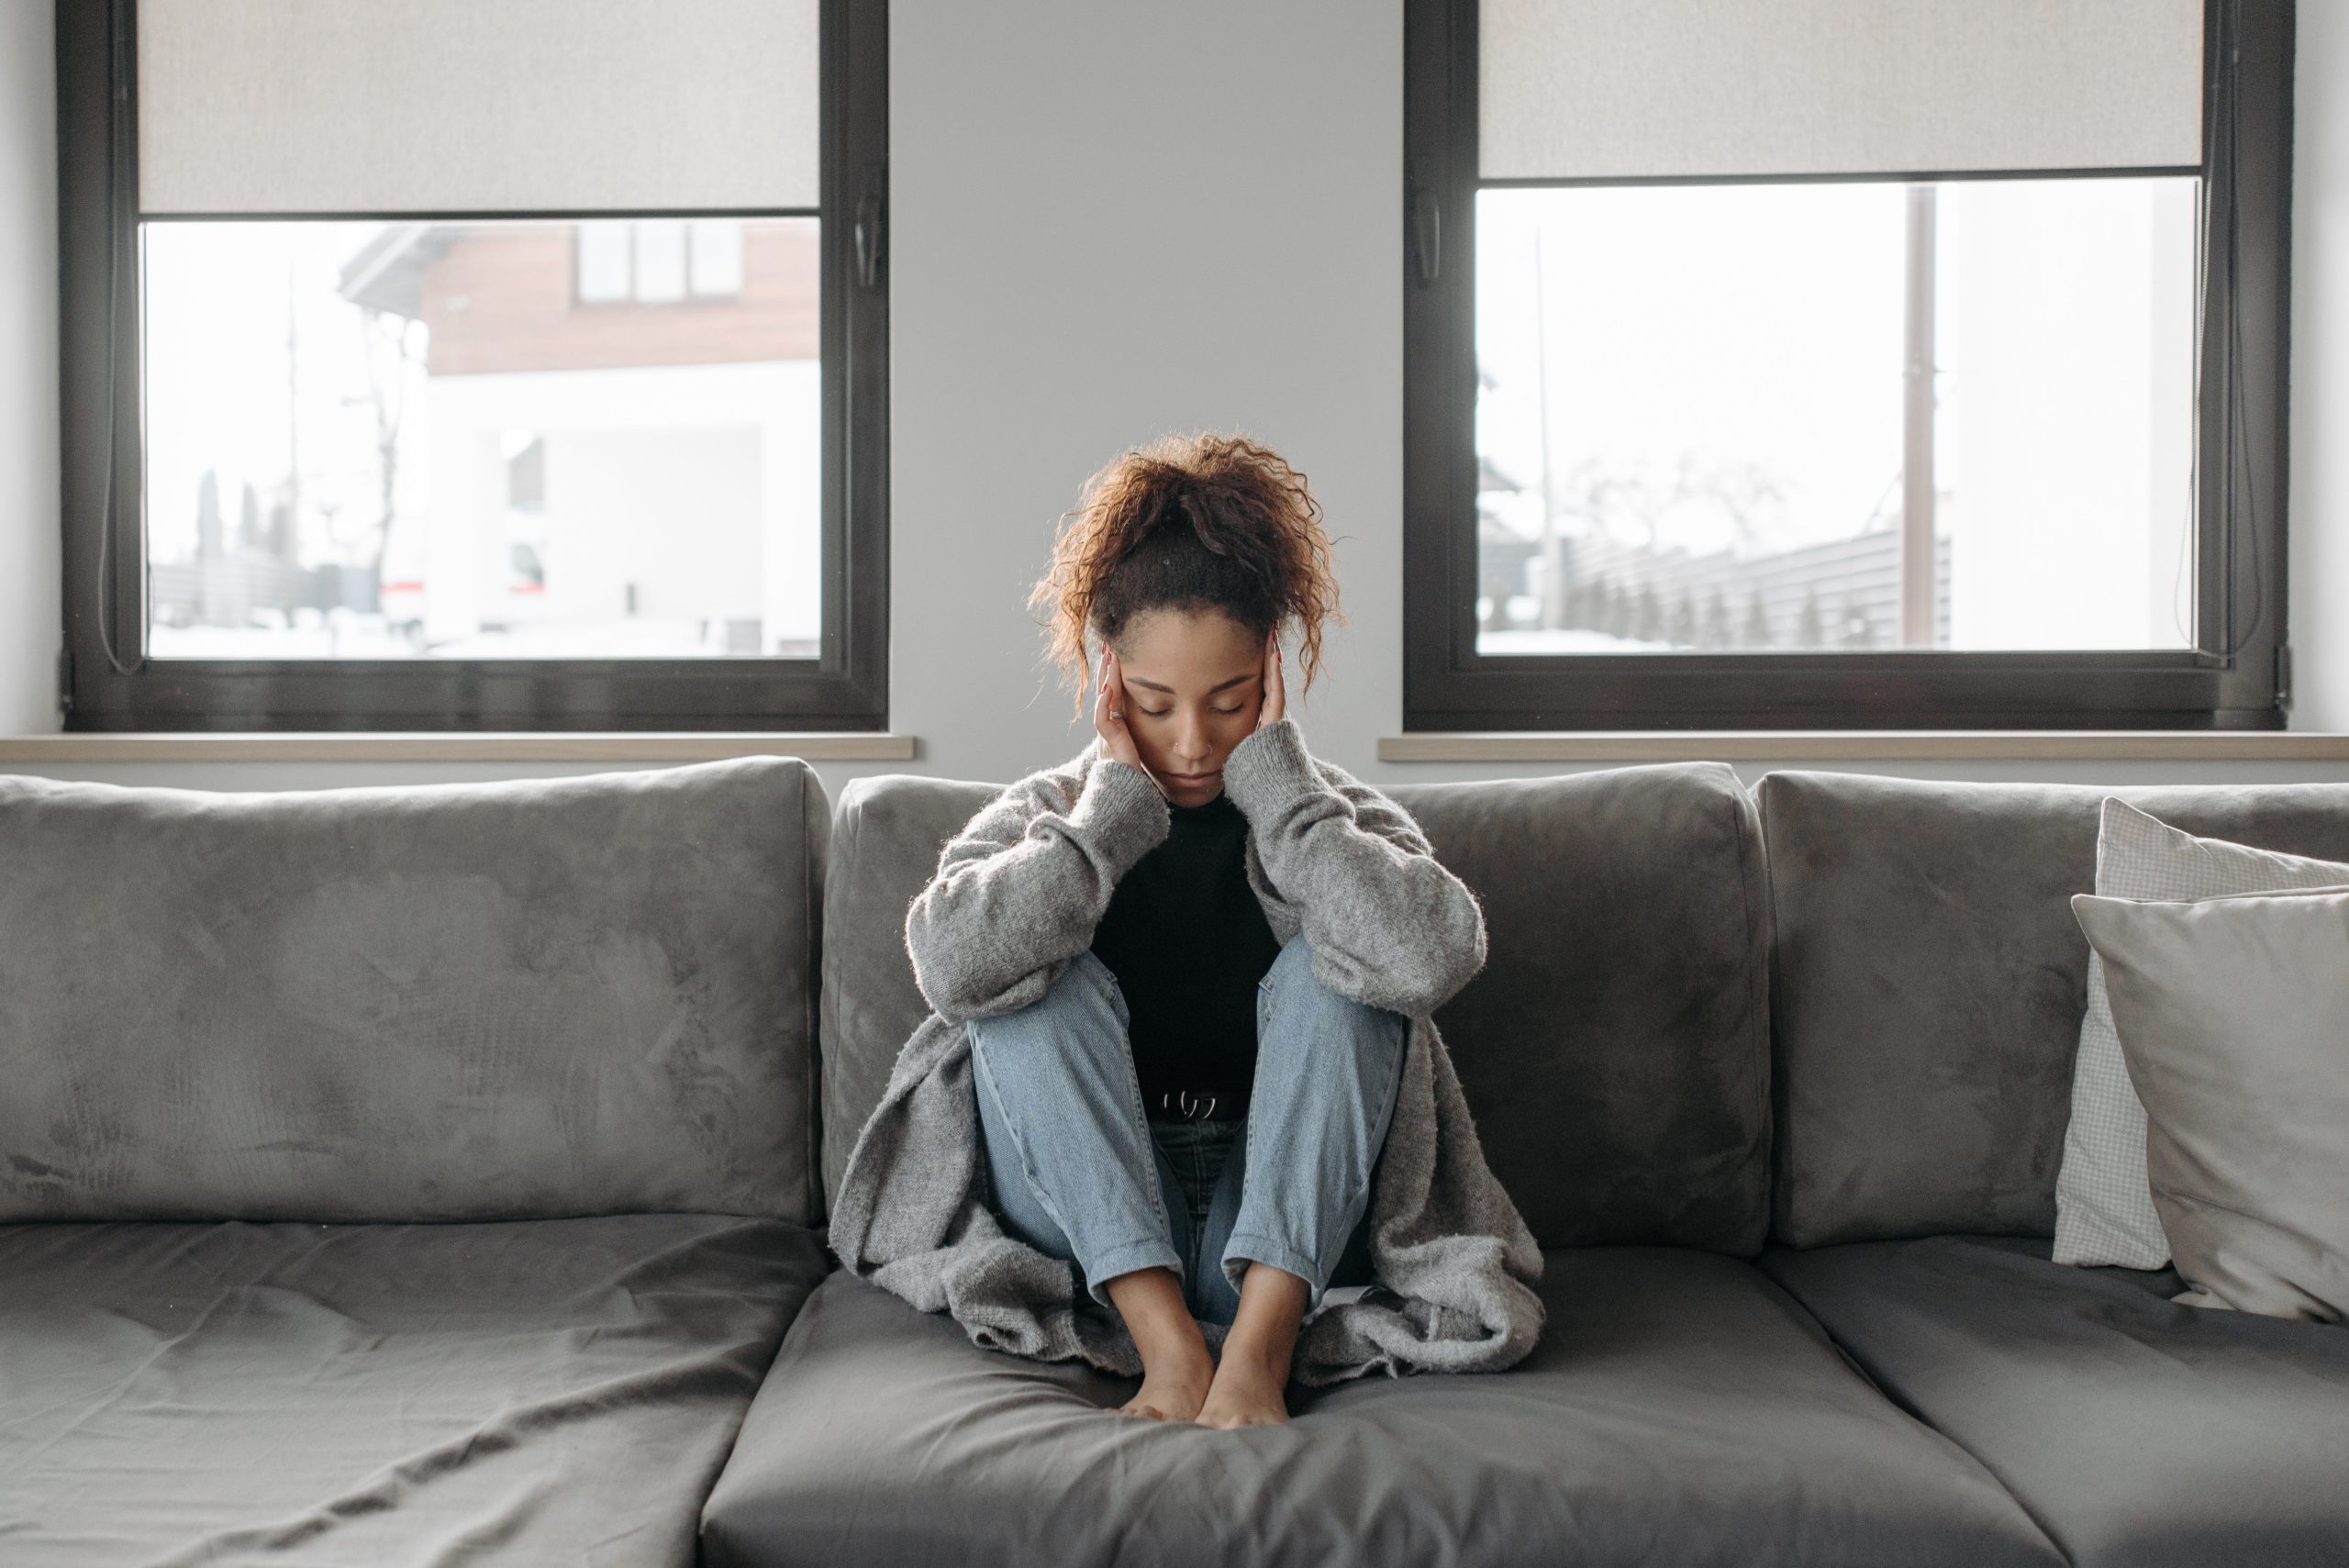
[1404,0,2291,729]
[573,218,750,304]
[688,219,749,298]
[58,0,889,729]
[577,221,635,304]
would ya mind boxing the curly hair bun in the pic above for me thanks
[1029,432,1344,718]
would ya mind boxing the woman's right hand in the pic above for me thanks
[1092,644,1146,773]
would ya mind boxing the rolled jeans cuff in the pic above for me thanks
[1079,1236,1186,1311]
[1220,1228,1335,1312]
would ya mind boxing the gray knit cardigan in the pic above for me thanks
[826,716,1547,1385]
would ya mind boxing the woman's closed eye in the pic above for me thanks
[1141,706,1243,717]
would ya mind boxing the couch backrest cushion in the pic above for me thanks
[1759,770,2349,1249]
[1387,764,1773,1251]
[818,774,997,1226]
[0,757,827,1224]
[821,761,1772,1254]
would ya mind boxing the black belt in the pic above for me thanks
[1150,1086,1249,1122]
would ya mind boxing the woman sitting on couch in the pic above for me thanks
[827,432,1545,1428]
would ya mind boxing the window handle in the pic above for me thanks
[853,165,885,292]
[1409,181,1441,285]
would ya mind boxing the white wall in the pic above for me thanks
[1,0,59,734]
[5,0,2348,799]
[888,0,1403,785]
[2292,0,2349,730]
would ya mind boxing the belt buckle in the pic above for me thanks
[1167,1088,1218,1121]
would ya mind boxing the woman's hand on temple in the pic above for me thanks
[1094,644,1146,772]
[1255,628,1286,731]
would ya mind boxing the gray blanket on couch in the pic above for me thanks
[825,717,1546,1385]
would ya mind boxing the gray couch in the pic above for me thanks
[0,760,834,1566]
[5,758,2345,1566]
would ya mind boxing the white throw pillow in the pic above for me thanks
[2071,884,2349,1320]
[2051,800,2349,1269]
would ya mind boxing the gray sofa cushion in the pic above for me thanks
[0,758,829,1223]
[0,1212,831,1567]
[1757,1234,2349,1568]
[1385,765,1771,1251]
[1758,772,2349,1248]
[817,773,990,1226]
[701,1246,2061,1568]
[818,762,1771,1253]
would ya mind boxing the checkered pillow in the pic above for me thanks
[2053,799,2349,1268]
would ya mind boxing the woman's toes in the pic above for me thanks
[1193,1356,1292,1428]
[1113,1355,1214,1421]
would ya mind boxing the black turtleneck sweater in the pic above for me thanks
[1088,789,1282,1118]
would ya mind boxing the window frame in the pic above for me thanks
[54,0,889,732]
[1402,0,2293,731]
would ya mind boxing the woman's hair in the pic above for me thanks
[1030,432,1344,720]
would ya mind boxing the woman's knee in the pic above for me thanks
[1261,932,1408,1035]
[1258,932,1321,1018]
[968,951,1128,1059]
[1267,929,1315,981]
[1029,947,1128,1027]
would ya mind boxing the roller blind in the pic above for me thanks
[1480,0,2205,183]
[137,0,820,216]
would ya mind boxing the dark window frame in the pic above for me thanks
[1402,0,2293,731]
[54,0,889,731]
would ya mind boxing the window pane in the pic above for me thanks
[140,217,822,659]
[575,218,631,302]
[1472,177,2199,654]
[688,218,747,297]
[631,218,689,302]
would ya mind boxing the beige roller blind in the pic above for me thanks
[1481,0,2205,182]
[138,0,819,215]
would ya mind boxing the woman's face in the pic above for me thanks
[1108,607,1266,806]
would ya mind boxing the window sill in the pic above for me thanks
[1378,731,2349,763]
[0,732,918,763]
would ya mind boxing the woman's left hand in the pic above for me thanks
[1255,628,1286,731]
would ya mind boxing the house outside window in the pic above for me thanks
[57,0,889,729]
[575,218,749,304]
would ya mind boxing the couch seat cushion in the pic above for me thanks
[0,1214,829,1566]
[701,1247,2060,1568]
[1758,1234,2349,1568]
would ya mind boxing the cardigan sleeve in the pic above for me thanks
[1219,717,1487,1018]
[903,753,1171,1023]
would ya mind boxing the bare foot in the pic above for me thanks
[1105,1265,1216,1421]
[1115,1338,1216,1421]
[1195,1339,1292,1428]
[1195,1261,1308,1429]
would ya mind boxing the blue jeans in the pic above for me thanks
[969,932,1408,1328]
